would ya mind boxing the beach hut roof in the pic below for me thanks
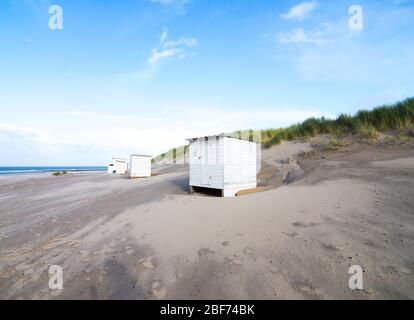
[130,154,152,158]
[186,134,257,143]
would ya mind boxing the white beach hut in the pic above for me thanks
[188,135,257,197]
[108,158,128,175]
[129,154,152,178]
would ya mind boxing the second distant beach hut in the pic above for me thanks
[129,154,152,178]
[108,158,128,175]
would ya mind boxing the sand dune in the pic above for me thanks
[0,138,413,299]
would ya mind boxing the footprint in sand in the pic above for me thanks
[292,221,316,228]
[397,266,412,275]
[243,247,255,255]
[292,222,307,228]
[283,232,298,238]
[198,247,215,258]
[385,265,412,275]
[322,243,339,252]
[124,246,134,255]
[139,257,154,269]
[79,250,89,257]
[152,281,167,299]
[153,285,166,299]
[226,256,243,266]
[291,280,321,298]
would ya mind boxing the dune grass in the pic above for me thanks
[262,97,414,148]
[152,145,189,164]
[326,137,348,150]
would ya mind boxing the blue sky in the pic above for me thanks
[0,0,413,165]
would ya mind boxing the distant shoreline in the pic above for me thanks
[0,167,106,176]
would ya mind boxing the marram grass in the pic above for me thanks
[262,97,414,148]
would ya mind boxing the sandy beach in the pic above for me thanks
[0,137,413,300]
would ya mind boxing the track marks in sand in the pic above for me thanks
[152,281,167,299]
[198,247,215,258]
[292,221,317,228]
[139,257,155,270]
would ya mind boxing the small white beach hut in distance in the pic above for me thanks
[130,154,152,178]
[187,135,257,197]
[108,158,128,175]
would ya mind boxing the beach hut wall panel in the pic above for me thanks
[130,154,152,178]
[188,136,257,197]
[111,158,128,175]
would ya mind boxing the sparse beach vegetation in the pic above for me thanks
[52,171,68,176]
[263,98,414,148]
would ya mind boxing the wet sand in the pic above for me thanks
[0,138,413,299]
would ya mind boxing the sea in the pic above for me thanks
[0,166,106,175]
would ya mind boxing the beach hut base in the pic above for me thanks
[190,185,256,197]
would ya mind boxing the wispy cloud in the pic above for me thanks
[119,29,197,82]
[148,29,197,65]
[149,0,190,5]
[164,37,198,48]
[0,122,70,155]
[148,0,192,13]
[148,48,181,64]
[281,1,319,21]
[276,23,336,45]
[65,111,136,121]
[160,28,168,43]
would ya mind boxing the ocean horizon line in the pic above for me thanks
[0,166,107,175]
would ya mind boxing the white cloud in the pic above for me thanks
[120,30,197,82]
[148,48,182,64]
[160,29,168,43]
[0,123,58,145]
[148,0,191,12]
[65,111,136,121]
[276,27,328,45]
[281,1,319,21]
[164,37,198,48]
[147,30,197,65]
[4,124,81,165]
[277,28,311,44]
[149,0,190,5]
[275,22,343,45]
